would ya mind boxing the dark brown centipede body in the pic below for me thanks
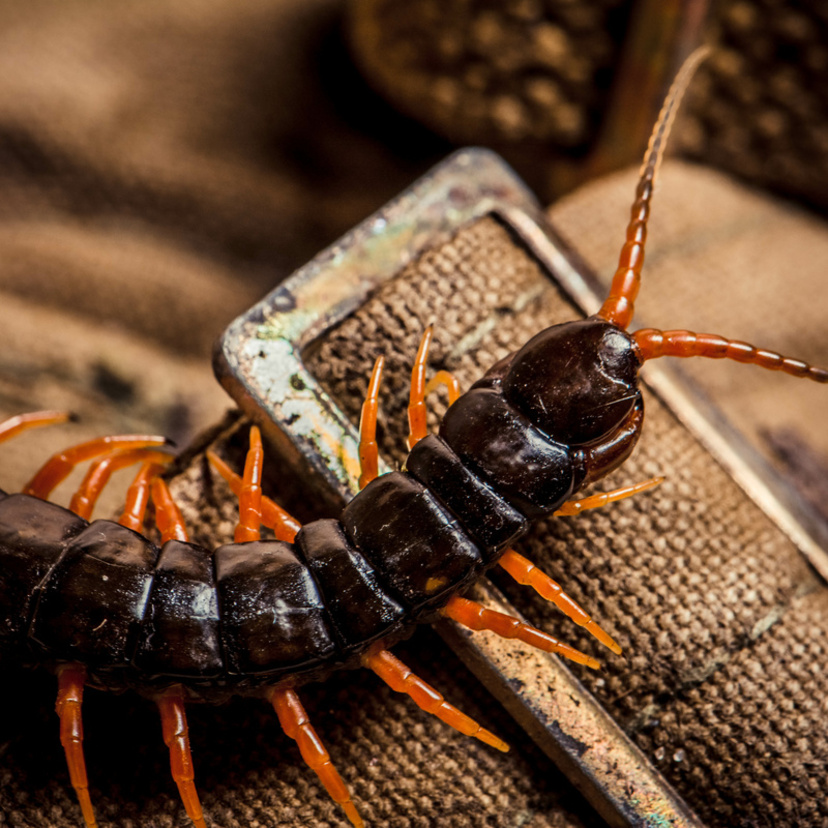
[0,320,638,696]
[1,48,826,827]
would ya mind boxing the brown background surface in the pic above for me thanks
[0,2,827,827]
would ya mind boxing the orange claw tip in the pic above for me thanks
[478,729,510,753]
[607,640,623,657]
[342,800,365,828]
[585,622,623,655]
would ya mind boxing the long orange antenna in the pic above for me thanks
[598,47,709,330]
[633,329,828,382]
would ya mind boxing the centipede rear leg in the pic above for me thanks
[271,686,364,828]
[24,432,170,501]
[0,412,204,827]
[0,410,75,445]
[55,663,97,828]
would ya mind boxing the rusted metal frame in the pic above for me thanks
[214,149,718,827]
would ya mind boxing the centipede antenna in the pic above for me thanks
[206,450,301,542]
[554,476,664,516]
[23,434,170,500]
[69,448,173,520]
[234,425,264,543]
[157,688,208,828]
[362,645,510,752]
[0,410,74,446]
[151,478,190,543]
[633,328,828,382]
[55,664,98,828]
[407,325,435,449]
[598,46,710,330]
[271,687,364,828]
[119,460,168,532]
[358,355,385,489]
[444,594,603,668]
[498,549,622,654]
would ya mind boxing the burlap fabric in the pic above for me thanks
[348,0,631,147]
[0,2,827,828]
[306,192,828,828]
[678,0,828,213]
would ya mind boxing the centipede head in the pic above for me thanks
[502,318,640,447]
[594,45,828,385]
[501,45,826,487]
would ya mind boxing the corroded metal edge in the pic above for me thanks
[215,149,706,827]
[214,149,536,511]
[438,581,703,828]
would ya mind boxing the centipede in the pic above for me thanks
[0,48,825,828]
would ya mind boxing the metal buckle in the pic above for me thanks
[214,148,709,827]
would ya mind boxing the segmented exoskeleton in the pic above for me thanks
[0,48,825,827]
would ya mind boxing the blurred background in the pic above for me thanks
[0,0,826,461]
[0,1,827,826]
[2,0,827,535]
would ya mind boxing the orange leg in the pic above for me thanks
[498,549,621,654]
[119,460,169,532]
[358,356,384,489]
[68,448,173,520]
[408,326,463,450]
[151,478,190,543]
[0,410,74,445]
[362,646,509,752]
[424,369,461,405]
[206,449,301,542]
[363,349,460,487]
[24,433,170,500]
[157,687,207,828]
[407,326,434,449]
[55,664,98,828]
[634,328,828,382]
[554,476,663,516]
[233,426,265,543]
[443,595,602,669]
[271,687,364,828]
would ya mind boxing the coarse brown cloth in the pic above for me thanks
[0,2,827,828]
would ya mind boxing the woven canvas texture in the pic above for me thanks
[307,208,828,828]
[0,0,827,826]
